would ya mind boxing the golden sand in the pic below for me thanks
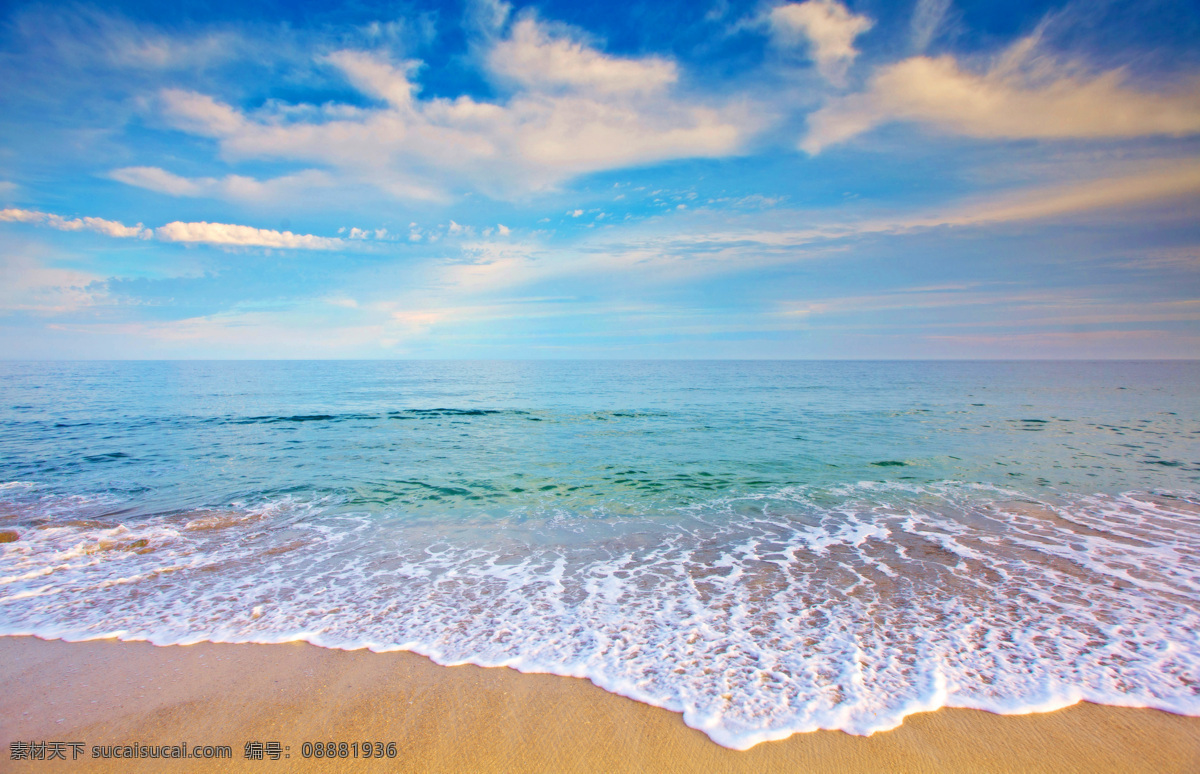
[2,635,1197,773]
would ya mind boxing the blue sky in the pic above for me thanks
[0,0,1197,358]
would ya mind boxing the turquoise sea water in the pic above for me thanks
[1,361,1198,747]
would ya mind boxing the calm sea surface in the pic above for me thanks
[1,361,1197,747]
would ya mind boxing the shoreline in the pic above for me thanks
[3,635,1198,772]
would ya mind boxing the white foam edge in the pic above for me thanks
[2,626,1195,751]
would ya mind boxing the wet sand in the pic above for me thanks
[2,635,1198,773]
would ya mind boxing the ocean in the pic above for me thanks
[1,360,1197,749]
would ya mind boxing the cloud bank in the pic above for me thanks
[155,16,757,199]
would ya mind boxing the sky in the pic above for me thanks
[0,0,1198,358]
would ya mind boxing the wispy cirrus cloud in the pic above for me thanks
[10,6,240,72]
[390,160,1200,305]
[0,251,108,315]
[906,160,1200,227]
[804,34,1200,152]
[617,160,1200,268]
[374,158,1200,317]
[909,0,953,53]
[778,284,1200,325]
[109,166,335,201]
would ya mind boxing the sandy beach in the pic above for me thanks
[1,635,1197,773]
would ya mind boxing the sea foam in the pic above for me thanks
[1,482,1197,749]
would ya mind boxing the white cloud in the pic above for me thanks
[804,36,1200,152]
[0,208,150,238]
[110,166,204,196]
[61,216,148,239]
[497,224,511,235]
[326,50,421,109]
[155,221,344,249]
[569,209,583,217]
[0,209,44,225]
[109,166,334,201]
[767,0,873,83]
[157,17,756,198]
[488,18,677,94]
[159,89,247,135]
[3,207,344,249]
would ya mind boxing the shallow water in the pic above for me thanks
[1,361,1197,748]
